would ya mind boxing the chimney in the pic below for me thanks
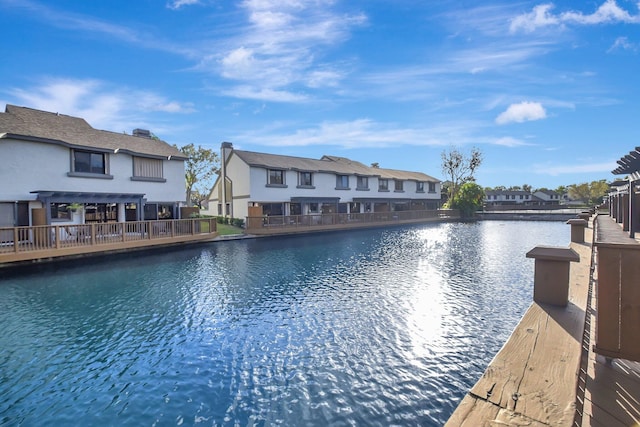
[133,128,151,138]
[220,142,234,217]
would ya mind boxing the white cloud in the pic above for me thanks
[510,0,640,33]
[232,118,490,149]
[204,0,366,102]
[492,136,532,147]
[510,4,560,33]
[167,0,200,10]
[608,36,639,52]
[7,77,195,131]
[496,102,547,125]
[222,85,308,103]
[1,0,195,56]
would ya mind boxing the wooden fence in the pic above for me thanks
[246,209,459,233]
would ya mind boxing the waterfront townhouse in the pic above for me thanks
[532,189,561,205]
[206,142,441,221]
[0,105,187,229]
[485,190,533,207]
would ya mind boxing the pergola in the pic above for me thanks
[610,147,640,238]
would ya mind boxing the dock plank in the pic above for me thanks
[447,233,592,426]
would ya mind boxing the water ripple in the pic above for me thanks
[0,221,569,426]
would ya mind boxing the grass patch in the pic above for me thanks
[216,223,244,236]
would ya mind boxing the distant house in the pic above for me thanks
[0,105,187,229]
[485,190,533,206]
[205,142,441,220]
[532,190,561,205]
[485,189,564,208]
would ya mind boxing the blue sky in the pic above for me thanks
[1,0,639,189]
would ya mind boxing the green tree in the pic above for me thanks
[175,144,220,207]
[522,184,532,193]
[441,146,483,203]
[567,180,609,205]
[589,179,609,205]
[450,182,485,218]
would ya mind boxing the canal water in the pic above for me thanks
[0,221,569,426]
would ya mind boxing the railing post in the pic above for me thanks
[55,225,61,249]
[526,246,580,307]
[566,219,588,243]
[13,228,19,253]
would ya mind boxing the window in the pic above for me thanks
[336,175,349,189]
[416,182,425,192]
[263,203,283,216]
[132,157,164,181]
[379,179,389,191]
[428,182,436,193]
[520,195,523,199]
[298,171,313,187]
[268,169,285,186]
[73,150,105,174]
[394,180,404,192]
[50,203,73,220]
[357,176,369,190]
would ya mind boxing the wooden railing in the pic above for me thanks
[0,218,217,255]
[246,209,459,232]
[594,214,640,362]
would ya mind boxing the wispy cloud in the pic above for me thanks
[6,77,195,132]
[221,85,308,103]
[167,0,200,10]
[492,136,533,147]
[496,102,547,125]
[199,0,366,102]
[0,0,196,56]
[510,0,640,33]
[608,36,639,52]
[232,118,494,149]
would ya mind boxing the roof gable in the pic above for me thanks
[0,105,185,160]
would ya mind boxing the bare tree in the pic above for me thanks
[175,144,219,207]
[441,146,483,203]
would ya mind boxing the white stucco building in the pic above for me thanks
[0,105,187,228]
[205,142,442,221]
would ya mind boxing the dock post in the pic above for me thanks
[566,219,588,243]
[526,246,580,307]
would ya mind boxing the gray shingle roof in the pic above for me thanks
[232,150,439,182]
[0,105,185,160]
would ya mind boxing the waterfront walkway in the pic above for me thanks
[446,215,640,426]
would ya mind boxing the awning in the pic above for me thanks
[290,197,340,203]
[31,190,146,204]
[353,197,411,203]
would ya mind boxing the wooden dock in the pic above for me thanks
[446,216,640,426]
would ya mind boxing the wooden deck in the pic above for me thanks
[0,218,218,266]
[446,215,640,426]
